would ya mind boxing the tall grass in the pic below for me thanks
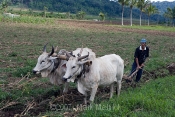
[117,25,175,32]
[0,14,55,24]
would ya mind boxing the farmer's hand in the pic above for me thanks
[141,63,144,68]
[137,66,141,70]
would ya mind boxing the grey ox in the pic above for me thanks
[33,44,94,93]
[62,51,124,104]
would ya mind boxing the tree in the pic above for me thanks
[28,8,33,16]
[0,0,10,13]
[118,0,130,25]
[76,11,85,20]
[20,0,23,9]
[137,0,150,26]
[164,7,175,27]
[129,0,137,26]
[144,4,158,26]
[99,12,105,21]
[43,6,48,17]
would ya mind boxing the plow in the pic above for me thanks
[123,69,139,83]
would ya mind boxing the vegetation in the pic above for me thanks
[137,0,151,26]
[129,0,137,26]
[144,4,158,26]
[8,0,124,17]
[43,6,48,18]
[76,11,86,20]
[164,6,175,27]
[99,12,105,21]
[0,0,175,26]
[118,0,130,25]
[152,1,175,15]
[0,0,158,21]
[0,0,10,12]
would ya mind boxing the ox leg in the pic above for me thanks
[89,86,98,102]
[84,95,87,105]
[116,80,121,96]
[63,82,69,93]
[110,83,114,98]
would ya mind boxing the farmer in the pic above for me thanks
[129,38,149,82]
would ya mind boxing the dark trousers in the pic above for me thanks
[130,62,143,82]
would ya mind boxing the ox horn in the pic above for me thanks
[48,46,54,56]
[54,46,58,52]
[78,52,89,61]
[57,55,68,60]
[65,51,72,58]
[43,43,48,52]
[51,46,59,57]
[77,47,83,57]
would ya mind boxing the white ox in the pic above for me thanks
[33,44,94,93]
[63,53,124,104]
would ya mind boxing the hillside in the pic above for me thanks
[0,0,143,19]
[152,1,175,15]
[1,0,175,22]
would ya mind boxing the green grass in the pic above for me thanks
[0,14,55,24]
[116,25,175,32]
[81,76,175,117]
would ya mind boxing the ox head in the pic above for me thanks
[33,44,67,77]
[62,52,92,82]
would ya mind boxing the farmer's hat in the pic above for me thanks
[140,38,147,43]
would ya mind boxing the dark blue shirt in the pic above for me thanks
[134,46,149,65]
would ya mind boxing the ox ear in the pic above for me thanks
[61,64,67,71]
[85,61,92,66]
[77,60,92,66]
[61,64,66,68]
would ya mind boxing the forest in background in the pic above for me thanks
[0,0,175,23]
